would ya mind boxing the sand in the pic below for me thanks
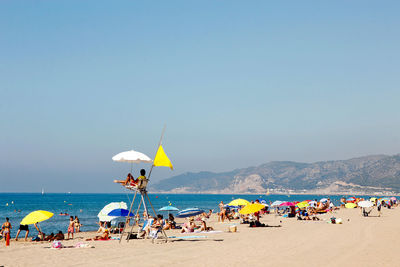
[1,207,400,267]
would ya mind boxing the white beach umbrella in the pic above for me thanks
[320,198,328,203]
[271,201,283,207]
[98,202,128,222]
[358,201,374,208]
[112,150,152,163]
[308,201,317,207]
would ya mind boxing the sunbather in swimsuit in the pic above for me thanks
[2,218,11,242]
[114,173,136,186]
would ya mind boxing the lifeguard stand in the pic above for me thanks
[119,177,168,243]
[113,127,172,243]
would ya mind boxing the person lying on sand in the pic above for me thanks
[86,229,110,241]
[44,233,55,241]
[54,231,65,240]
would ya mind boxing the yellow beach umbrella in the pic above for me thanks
[370,197,377,203]
[296,201,309,209]
[345,203,357,209]
[239,203,265,215]
[228,199,250,206]
[20,210,54,225]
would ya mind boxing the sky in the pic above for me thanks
[1,1,399,193]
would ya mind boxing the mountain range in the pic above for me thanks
[150,154,400,195]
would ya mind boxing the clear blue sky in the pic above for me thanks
[1,1,399,192]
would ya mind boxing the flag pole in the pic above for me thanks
[147,124,166,181]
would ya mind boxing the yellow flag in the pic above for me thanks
[153,145,173,170]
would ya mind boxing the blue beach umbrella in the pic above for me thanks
[176,208,204,218]
[159,206,179,212]
[107,209,135,217]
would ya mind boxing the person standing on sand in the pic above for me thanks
[1,217,12,243]
[67,216,75,239]
[15,224,29,241]
[74,216,81,232]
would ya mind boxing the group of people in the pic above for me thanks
[0,214,81,244]
[67,215,81,239]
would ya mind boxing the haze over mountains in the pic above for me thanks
[150,154,400,195]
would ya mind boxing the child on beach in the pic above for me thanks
[67,216,75,239]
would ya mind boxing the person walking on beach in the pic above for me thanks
[67,216,75,239]
[15,224,29,241]
[1,217,12,243]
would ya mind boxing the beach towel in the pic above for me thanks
[168,235,207,239]
[194,230,222,234]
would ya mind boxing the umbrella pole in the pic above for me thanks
[119,190,138,243]
[37,223,43,239]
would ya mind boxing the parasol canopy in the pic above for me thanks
[228,199,250,206]
[20,210,54,225]
[239,203,265,215]
[358,201,374,208]
[271,201,283,207]
[98,202,127,222]
[346,197,356,203]
[279,202,295,207]
[345,203,357,209]
[159,206,179,212]
[107,208,135,217]
[176,208,204,218]
[112,150,152,163]
[296,201,309,208]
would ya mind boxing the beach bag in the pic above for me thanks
[52,241,62,249]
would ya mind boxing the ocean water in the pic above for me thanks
[0,193,379,238]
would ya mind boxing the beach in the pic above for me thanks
[2,206,399,267]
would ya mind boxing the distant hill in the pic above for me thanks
[150,154,400,195]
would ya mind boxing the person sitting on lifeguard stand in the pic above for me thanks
[114,169,147,189]
[114,173,135,186]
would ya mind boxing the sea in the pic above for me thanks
[0,193,382,238]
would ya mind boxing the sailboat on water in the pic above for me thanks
[41,188,44,195]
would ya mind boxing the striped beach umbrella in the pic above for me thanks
[176,208,204,218]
